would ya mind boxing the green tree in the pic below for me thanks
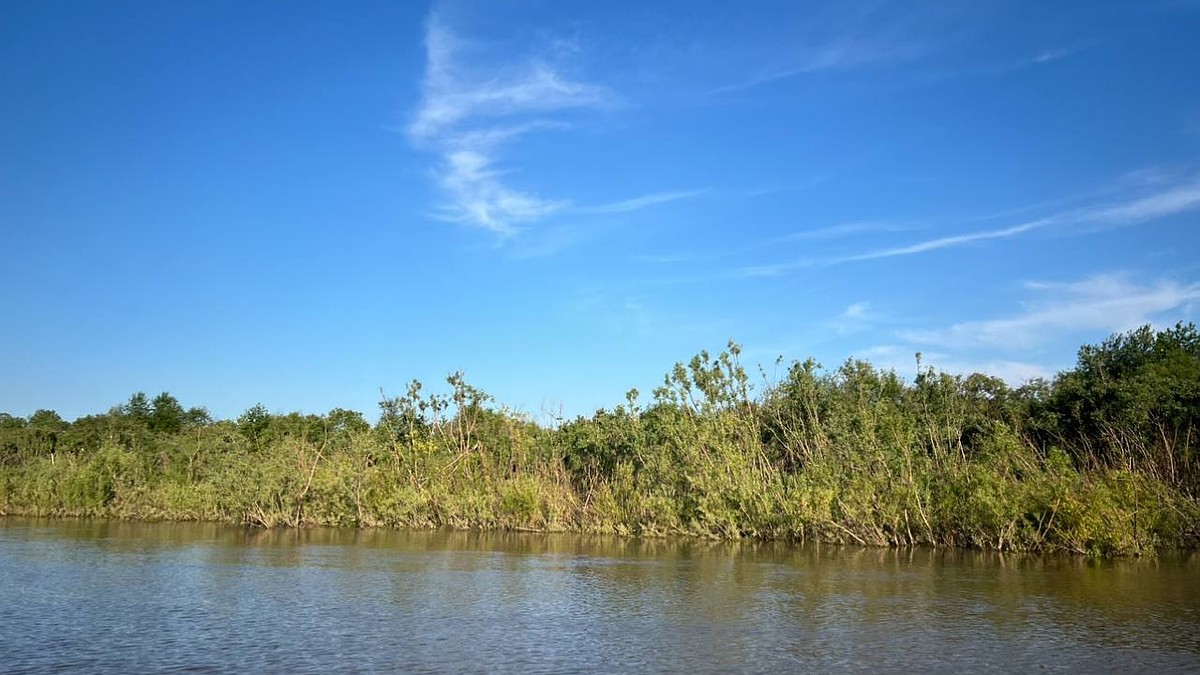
[184,406,212,427]
[123,392,151,425]
[24,409,68,456]
[237,404,271,445]
[1042,322,1200,490]
[150,392,186,434]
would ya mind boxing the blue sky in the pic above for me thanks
[3,0,1199,422]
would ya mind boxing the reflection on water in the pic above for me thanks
[2,517,1197,673]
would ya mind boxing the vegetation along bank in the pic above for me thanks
[3,324,1198,557]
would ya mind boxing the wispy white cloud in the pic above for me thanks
[899,274,1200,351]
[838,272,1200,385]
[576,189,706,215]
[738,261,810,278]
[711,26,936,95]
[639,218,897,274]
[929,358,1051,384]
[848,344,1050,384]
[1031,48,1074,64]
[737,174,1200,277]
[835,217,1056,263]
[852,344,908,363]
[800,175,1200,267]
[410,14,705,238]
[783,220,911,241]
[410,17,611,144]
[563,290,653,336]
[709,41,919,96]
[410,14,613,235]
[1083,178,1200,225]
[438,120,570,153]
[709,2,971,95]
[831,300,876,335]
[995,43,1091,74]
[840,301,870,320]
[430,150,569,235]
[707,221,906,276]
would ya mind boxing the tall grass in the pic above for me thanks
[2,325,1197,556]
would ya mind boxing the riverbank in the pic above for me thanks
[2,423,1195,556]
[3,325,1198,556]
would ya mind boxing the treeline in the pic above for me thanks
[2,324,1198,556]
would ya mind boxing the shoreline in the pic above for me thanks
[3,503,1196,558]
[3,326,1198,559]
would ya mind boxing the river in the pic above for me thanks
[1,518,1197,673]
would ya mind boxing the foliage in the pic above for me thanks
[1,325,1198,556]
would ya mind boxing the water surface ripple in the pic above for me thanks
[1,518,1197,673]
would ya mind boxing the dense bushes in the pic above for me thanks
[2,324,1198,556]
